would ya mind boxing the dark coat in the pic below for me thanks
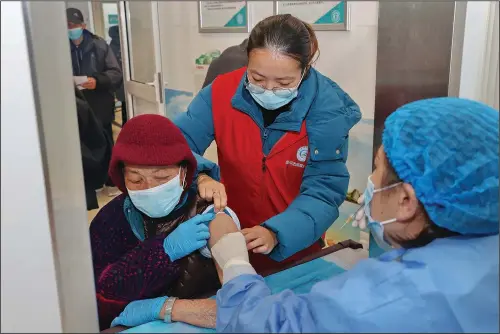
[75,87,112,210]
[90,191,220,330]
[70,30,123,126]
[108,26,125,102]
[202,39,248,88]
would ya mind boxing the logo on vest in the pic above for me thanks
[286,146,308,169]
[296,146,308,162]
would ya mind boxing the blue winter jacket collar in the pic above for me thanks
[231,68,319,133]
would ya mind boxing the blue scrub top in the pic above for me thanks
[216,235,499,333]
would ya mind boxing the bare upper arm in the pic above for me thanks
[208,213,239,249]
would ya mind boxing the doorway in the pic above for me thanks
[65,1,166,221]
[64,1,128,220]
[119,1,165,117]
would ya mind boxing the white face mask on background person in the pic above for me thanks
[68,27,83,41]
[364,175,402,251]
[127,168,186,218]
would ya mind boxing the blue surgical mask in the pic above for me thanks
[364,175,401,251]
[68,27,83,41]
[248,87,298,110]
[127,169,185,218]
[245,73,304,110]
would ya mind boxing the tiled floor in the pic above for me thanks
[87,188,119,222]
[87,108,123,224]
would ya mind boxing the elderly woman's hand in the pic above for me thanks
[111,296,167,328]
[111,297,218,329]
[197,173,227,213]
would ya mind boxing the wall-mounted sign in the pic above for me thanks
[275,1,348,31]
[198,1,248,33]
[108,14,118,25]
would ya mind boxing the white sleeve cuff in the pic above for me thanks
[223,263,257,284]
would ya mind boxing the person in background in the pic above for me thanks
[74,86,112,210]
[209,97,499,333]
[175,14,361,274]
[67,7,122,196]
[89,114,239,330]
[108,25,128,127]
[202,39,248,88]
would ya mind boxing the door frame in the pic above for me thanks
[118,0,164,118]
[2,1,98,331]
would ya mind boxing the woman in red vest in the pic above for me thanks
[175,14,361,274]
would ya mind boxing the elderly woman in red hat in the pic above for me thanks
[89,114,239,330]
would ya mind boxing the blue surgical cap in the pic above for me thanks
[382,97,499,235]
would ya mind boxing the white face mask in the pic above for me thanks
[127,168,186,218]
[364,175,402,251]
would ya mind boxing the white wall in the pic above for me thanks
[158,1,379,187]
[159,1,378,119]
[459,1,499,109]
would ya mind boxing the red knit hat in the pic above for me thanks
[109,114,197,193]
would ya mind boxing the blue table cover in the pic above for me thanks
[123,258,346,333]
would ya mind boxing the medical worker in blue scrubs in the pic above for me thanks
[209,97,499,333]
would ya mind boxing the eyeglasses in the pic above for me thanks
[245,72,305,98]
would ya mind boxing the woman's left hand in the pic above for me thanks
[242,226,278,254]
[110,296,167,328]
[197,173,227,212]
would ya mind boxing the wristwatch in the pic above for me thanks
[163,297,178,323]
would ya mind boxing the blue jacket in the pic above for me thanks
[174,68,361,261]
[217,235,499,333]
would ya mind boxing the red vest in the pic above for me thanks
[212,68,321,274]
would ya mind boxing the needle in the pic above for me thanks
[340,204,364,230]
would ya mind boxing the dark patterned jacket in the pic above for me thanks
[89,190,220,330]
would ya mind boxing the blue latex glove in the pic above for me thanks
[110,296,167,328]
[163,213,214,261]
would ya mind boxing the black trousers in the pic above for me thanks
[103,122,113,143]
[121,100,128,126]
[85,184,99,210]
[103,121,115,187]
